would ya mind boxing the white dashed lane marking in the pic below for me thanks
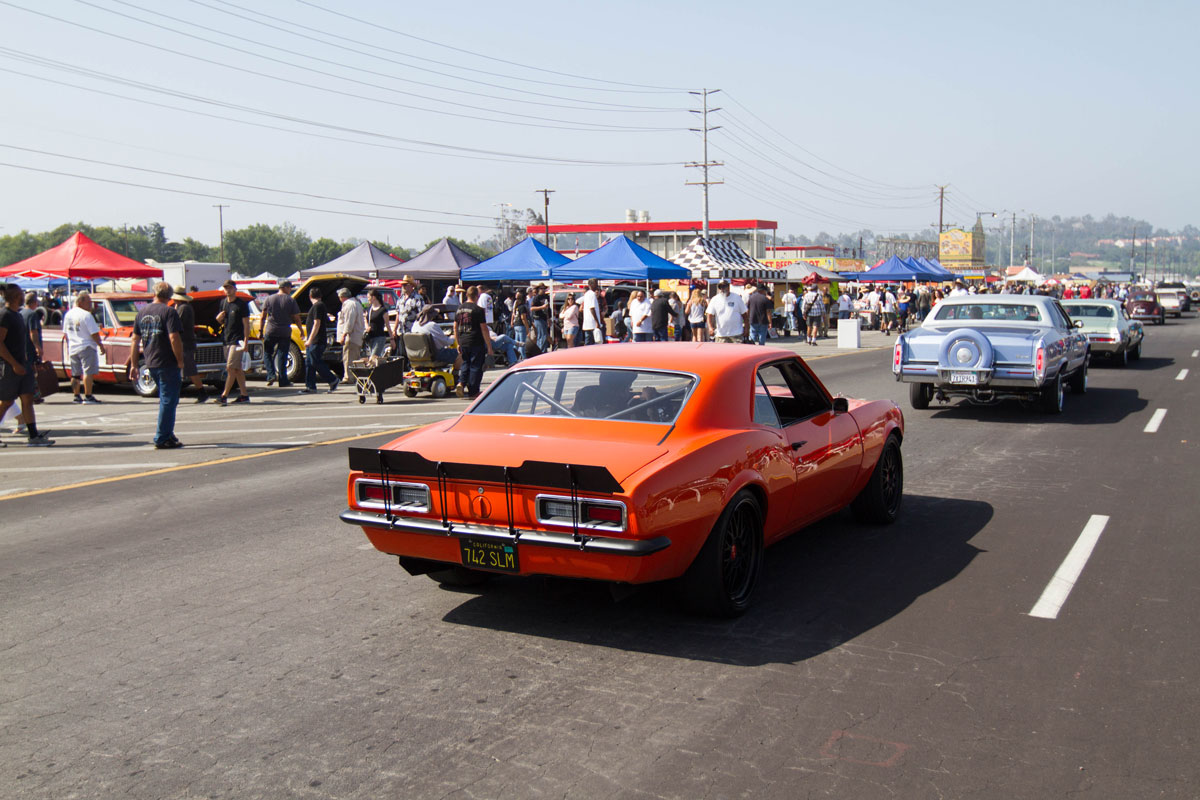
[1176,369,1189,381]
[1192,349,1198,358]
[1029,515,1111,620]
[1144,409,1167,433]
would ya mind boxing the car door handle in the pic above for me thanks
[791,440,807,450]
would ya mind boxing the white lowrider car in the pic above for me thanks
[1062,299,1144,366]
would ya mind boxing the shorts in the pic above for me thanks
[806,314,823,325]
[883,311,897,322]
[70,348,100,378]
[0,362,37,402]
[181,348,199,378]
[224,344,244,371]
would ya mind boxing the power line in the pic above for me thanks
[186,0,686,112]
[292,0,687,93]
[0,161,498,229]
[0,55,684,167]
[0,144,497,220]
[10,1,680,133]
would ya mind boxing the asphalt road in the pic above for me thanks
[2,317,1197,799]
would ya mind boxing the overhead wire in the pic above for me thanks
[186,0,686,112]
[0,161,497,229]
[0,53,684,167]
[0,144,497,220]
[16,0,679,133]
[291,0,687,93]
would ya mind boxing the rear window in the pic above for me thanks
[1063,304,1114,318]
[932,303,1042,322]
[470,367,695,424]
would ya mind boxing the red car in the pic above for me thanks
[342,343,904,616]
[1125,292,1165,325]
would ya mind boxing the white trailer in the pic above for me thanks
[147,260,232,293]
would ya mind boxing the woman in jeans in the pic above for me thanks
[509,290,530,346]
[559,293,580,347]
[364,289,390,357]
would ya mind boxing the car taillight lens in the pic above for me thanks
[1035,345,1045,379]
[355,480,430,511]
[892,340,903,373]
[537,496,626,531]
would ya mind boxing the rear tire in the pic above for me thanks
[427,566,492,587]
[678,490,763,617]
[1115,347,1128,367]
[909,382,931,410]
[285,342,303,383]
[1068,358,1088,394]
[1040,372,1064,414]
[1130,341,1142,361]
[431,377,448,398]
[851,435,903,524]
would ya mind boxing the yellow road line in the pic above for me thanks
[0,426,418,503]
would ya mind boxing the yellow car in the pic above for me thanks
[245,274,369,383]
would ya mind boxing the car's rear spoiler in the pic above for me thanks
[347,447,623,495]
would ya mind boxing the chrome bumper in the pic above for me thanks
[340,508,671,556]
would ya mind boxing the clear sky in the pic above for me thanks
[0,0,1195,250]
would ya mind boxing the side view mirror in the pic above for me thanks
[1073,319,1085,328]
[832,396,849,414]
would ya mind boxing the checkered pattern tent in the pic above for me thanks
[670,237,781,282]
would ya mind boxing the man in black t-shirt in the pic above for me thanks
[216,280,251,405]
[650,290,672,342]
[260,280,301,386]
[129,282,186,449]
[452,285,493,398]
[301,287,340,394]
[0,284,54,445]
[529,284,550,350]
[171,287,207,403]
[747,283,775,346]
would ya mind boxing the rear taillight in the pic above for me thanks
[1035,345,1045,379]
[354,479,430,512]
[537,496,626,531]
[892,340,903,373]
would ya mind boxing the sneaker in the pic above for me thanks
[72,395,83,404]
[83,395,102,404]
[154,439,184,450]
[298,388,317,394]
[234,395,251,403]
[454,383,465,399]
[194,394,208,404]
[215,395,228,406]
[266,379,276,387]
[27,433,54,447]
[328,378,340,393]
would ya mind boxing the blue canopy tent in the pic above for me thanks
[553,236,689,282]
[858,255,943,282]
[460,237,571,281]
[917,257,955,279]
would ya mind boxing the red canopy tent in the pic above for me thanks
[0,232,163,279]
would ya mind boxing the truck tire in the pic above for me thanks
[133,365,158,398]
[1040,372,1064,414]
[285,342,303,384]
[909,382,932,410]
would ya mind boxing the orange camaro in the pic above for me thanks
[342,343,904,616]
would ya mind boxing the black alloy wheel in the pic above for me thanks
[679,490,764,617]
[851,435,904,524]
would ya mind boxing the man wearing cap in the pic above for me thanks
[169,286,208,402]
[746,283,774,346]
[260,280,301,387]
[129,282,185,449]
[706,280,747,344]
[650,289,673,342]
[335,287,364,382]
[394,276,423,342]
[0,283,54,446]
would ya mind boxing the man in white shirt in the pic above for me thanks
[63,291,106,403]
[837,292,852,319]
[706,280,747,343]
[881,286,898,336]
[335,287,365,381]
[580,278,603,345]
[628,289,653,342]
[782,288,797,335]
[477,286,494,325]
[949,281,969,297]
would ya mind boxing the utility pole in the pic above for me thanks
[1010,211,1017,267]
[534,189,555,247]
[122,223,129,256]
[937,185,948,232]
[686,88,723,238]
[213,204,229,262]
[1129,227,1136,276]
[1029,214,1036,270]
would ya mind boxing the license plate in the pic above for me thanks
[459,538,519,573]
[949,371,978,385]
